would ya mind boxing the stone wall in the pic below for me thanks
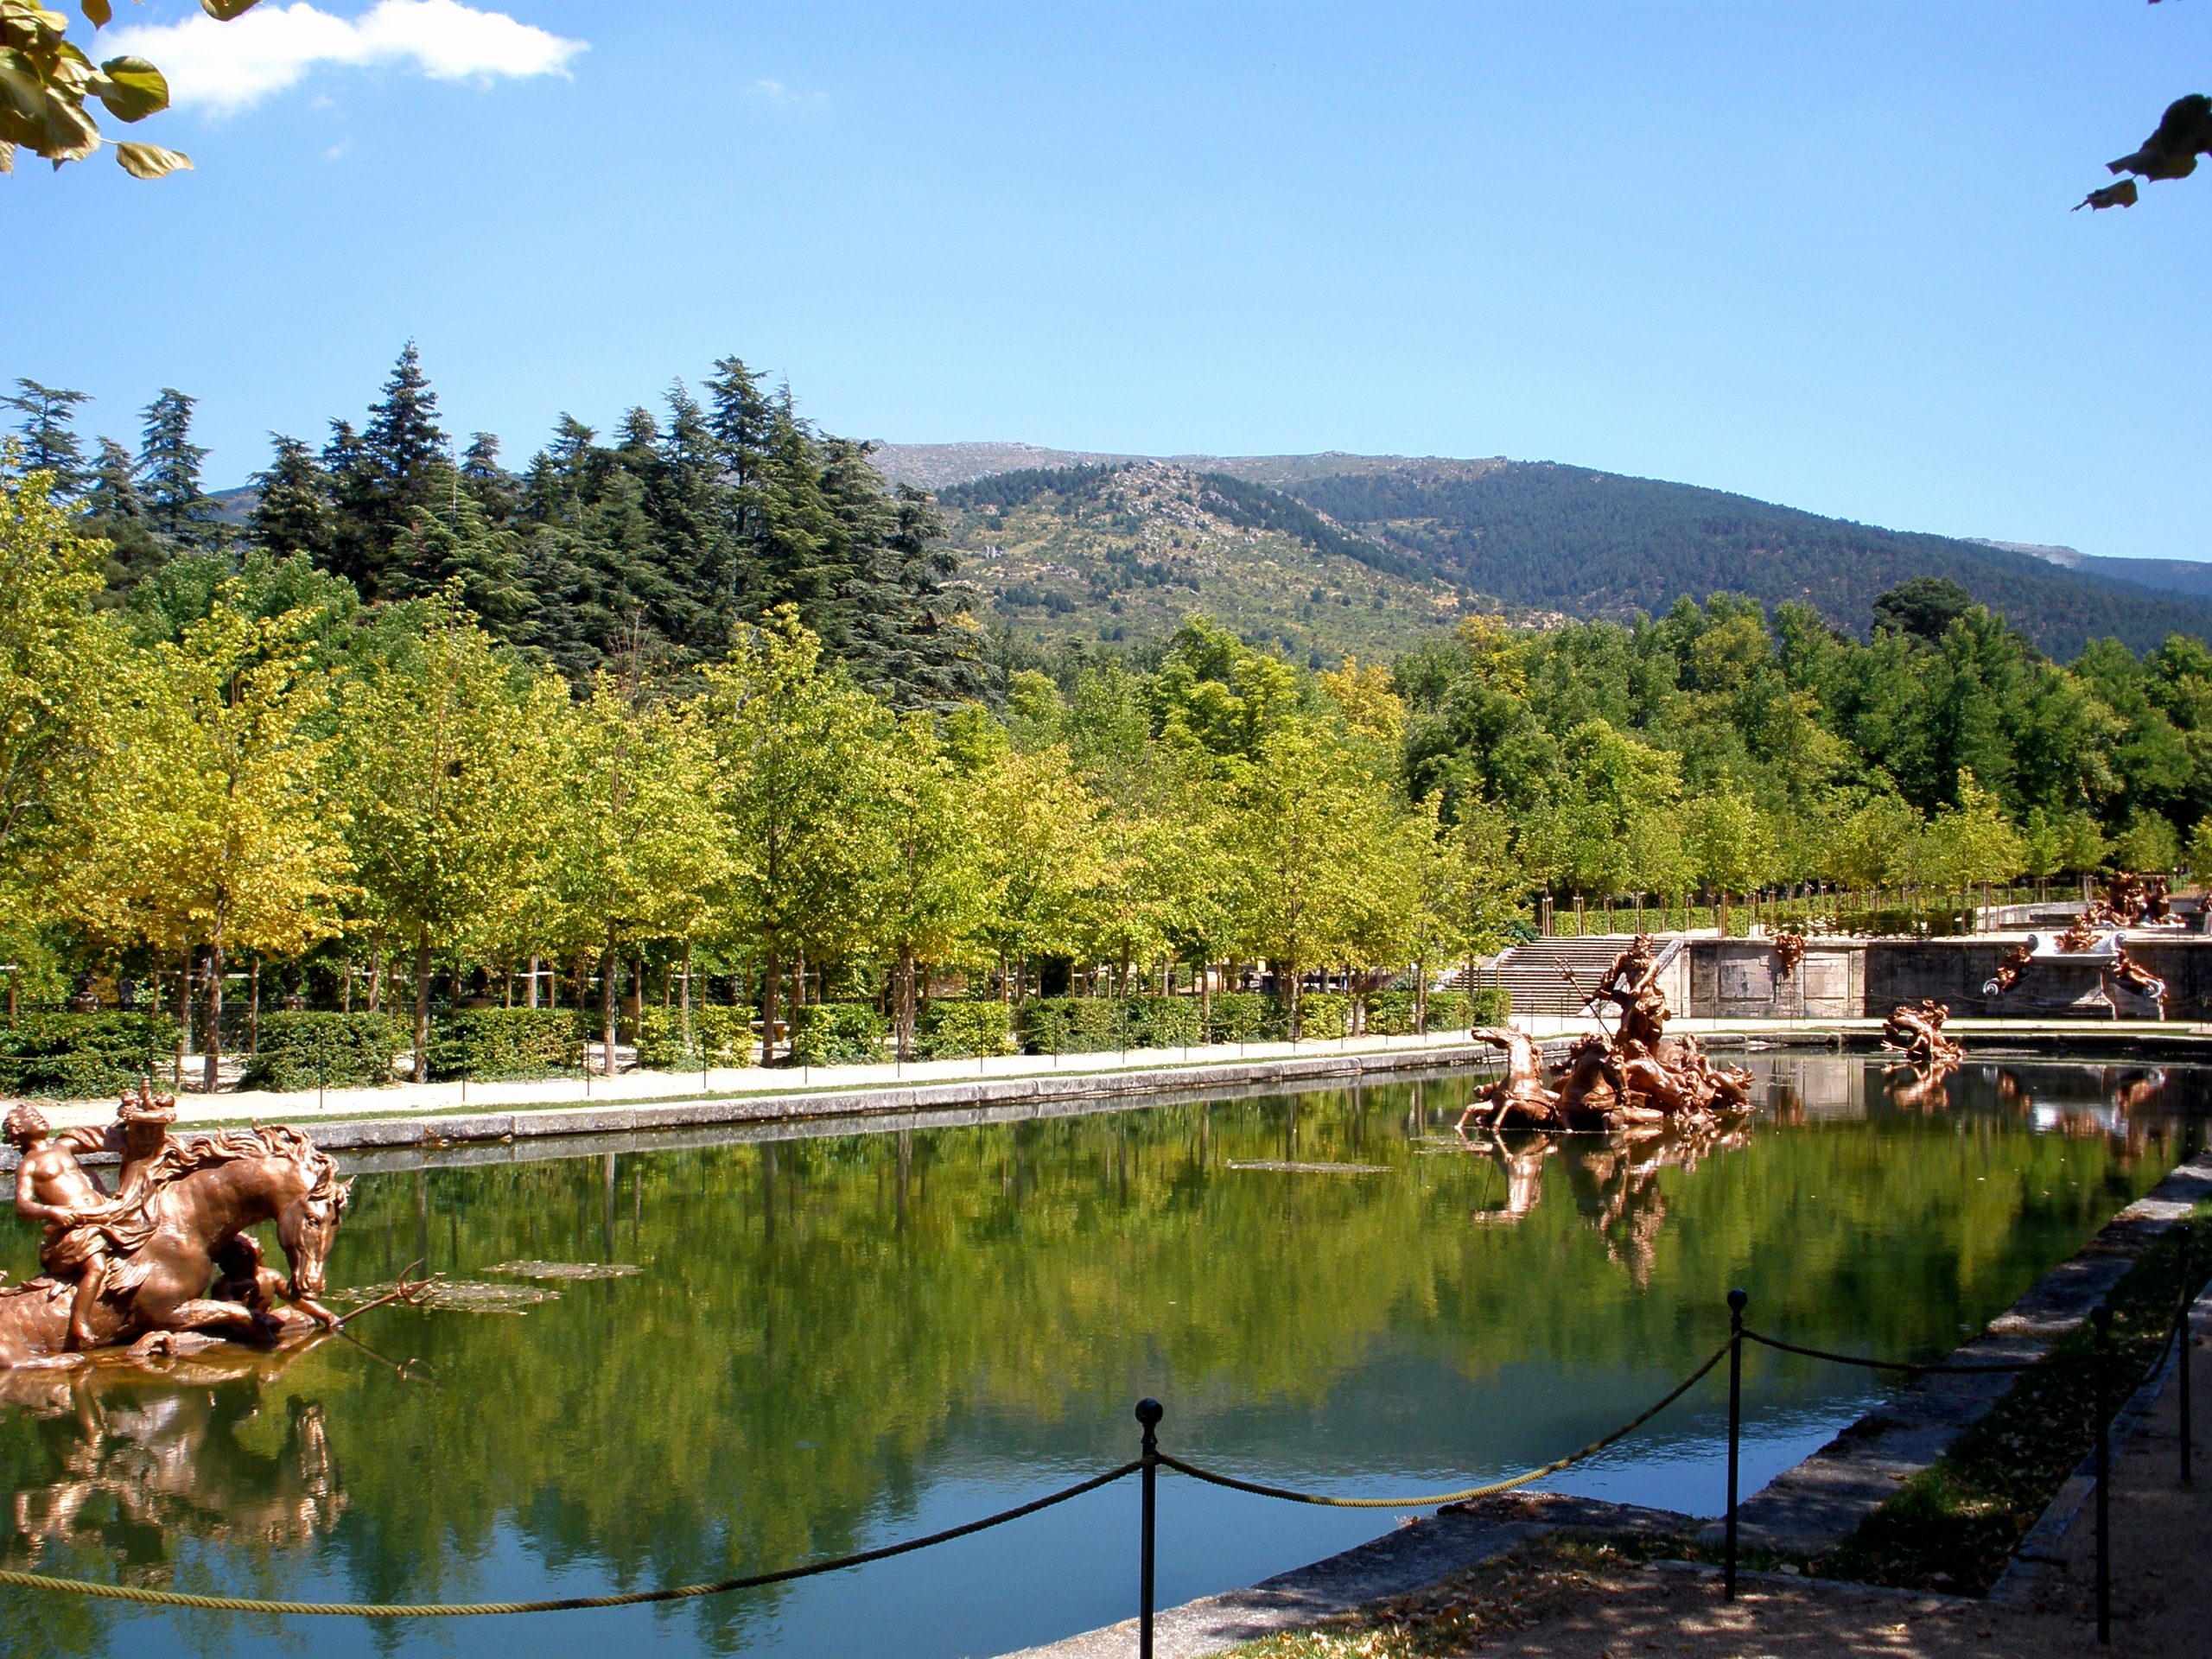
[1684,935,2212,1020]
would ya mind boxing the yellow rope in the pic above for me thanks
[0,1461,1142,1617]
[1156,1338,1732,1509]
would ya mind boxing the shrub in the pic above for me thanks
[1019,995,1130,1054]
[426,1008,585,1080]
[239,1012,403,1091]
[918,999,1014,1059]
[1364,991,1420,1036]
[0,1012,180,1097]
[1292,991,1350,1039]
[1468,986,1511,1025]
[1204,992,1286,1043]
[1425,989,1472,1030]
[636,1004,754,1069]
[1127,995,1202,1049]
[789,1002,885,1066]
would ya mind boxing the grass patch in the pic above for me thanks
[1811,1200,2211,1595]
[1229,1533,1682,1658]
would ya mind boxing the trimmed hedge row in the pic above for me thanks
[790,1003,886,1065]
[239,1012,404,1091]
[425,1009,585,1080]
[635,1005,753,1069]
[0,1012,180,1097]
[918,999,1015,1059]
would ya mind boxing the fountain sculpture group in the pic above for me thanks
[1457,936,1755,1134]
[1980,871,2175,1018]
[1,1084,352,1370]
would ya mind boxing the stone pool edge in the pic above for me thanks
[1007,1147,2212,1658]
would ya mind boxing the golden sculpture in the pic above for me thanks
[3,1086,351,1368]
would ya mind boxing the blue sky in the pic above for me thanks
[10,2,2212,562]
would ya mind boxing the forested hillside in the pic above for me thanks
[933,461,1474,665]
[882,443,2212,657]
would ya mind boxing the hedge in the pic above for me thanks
[917,999,1014,1059]
[1203,992,1285,1043]
[1469,986,1511,1025]
[0,1012,180,1098]
[239,1012,404,1091]
[1291,992,1350,1040]
[635,1004,753,1069]
[1018,995,1128,1054]
[790,1003,885,1066]
[425,1008,585,1080]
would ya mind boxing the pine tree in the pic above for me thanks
[249,435,336,563]
[82,435,162,599]
[4,380,91,497]
[321,418,381,595]
[137,388,210,542]
[639,386,741,658]
[843,482,984,710]
[754,394,843,648]
[327,341,452,599]
[388,464,530,626]
[460,431,515,524]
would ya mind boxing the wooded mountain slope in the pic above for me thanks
[881,444,2212,657]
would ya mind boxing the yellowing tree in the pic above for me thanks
[62,597,350,1088]
[336,592,565,1079]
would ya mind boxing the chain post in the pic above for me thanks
[2179,1224,2195,1488]
[1136,1397,1163,1659]
[1725,1287,1746,1601]
[2093,1302,2113,1645]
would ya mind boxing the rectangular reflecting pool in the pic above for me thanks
[0,1054,2197,1657]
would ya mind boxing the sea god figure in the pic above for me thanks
[7,1105,122,1350]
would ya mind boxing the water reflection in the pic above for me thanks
[3,1339,341,1580]
[0,1056,2198,1659]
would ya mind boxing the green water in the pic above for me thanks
[0,1056,2192,1658]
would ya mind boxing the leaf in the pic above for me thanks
[2074,180,2139,213]
[114,138,189,178]
[79,0,110,24]
[0,138,12,174]
[92,54,167,122]
[200,0,264,17]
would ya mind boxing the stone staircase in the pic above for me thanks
[1491,935,1674,1017]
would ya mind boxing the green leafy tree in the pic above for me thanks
[336,594,564,1080]
[60,597,350,1089]
[861,714,986,1060]
[3,379,90,496]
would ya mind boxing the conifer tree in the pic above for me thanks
[388,465,529,625]
[4,380,91,497]
[249,435,336,563]
[323,341,452,599]
[83,435,162,598]
[843,482,982,710]
[460,431,515,524]
[137,388,210,542]
[755,395,843,647]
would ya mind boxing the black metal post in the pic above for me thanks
[1136,1397,1162,1659]
[2093,1303,2113,1645]
[1726,1287,1746,1602]
[2179,1224,2195,1488]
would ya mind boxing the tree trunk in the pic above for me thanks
[761,937,781,1066]
[681,939,694,1052]
[527,954,542,1008]
[601,923,619,1077]
[204,937,224,1093]
[367,936,382,1013]
[341,957,351,1014]
[412,932,432,1084]
[897,944,917,1063]
[1414,958,1427,1034]
[248,956,260,1054]
[179,947,194,1089]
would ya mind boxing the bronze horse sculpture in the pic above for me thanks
[1,1122,349,1370]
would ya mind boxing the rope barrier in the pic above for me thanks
[1740,1328,2097,1375]
[0,1460,1143,1618]
[1155,1337,1732,1510]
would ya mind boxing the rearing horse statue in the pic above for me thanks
[0,1125,349,1370]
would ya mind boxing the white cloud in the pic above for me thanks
[747,78,829,111]
[108,0,586,115]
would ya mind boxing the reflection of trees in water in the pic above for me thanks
[0,1065,2183,1656]
[1465,1125,1751,1287]
[1,1340,341,1599]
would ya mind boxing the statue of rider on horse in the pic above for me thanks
[2,1083,352,1369]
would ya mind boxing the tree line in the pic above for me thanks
[9,351,2212,1086]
